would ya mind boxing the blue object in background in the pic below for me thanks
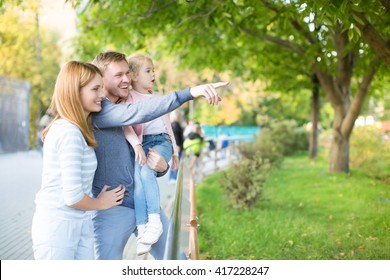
[201,125,260,143]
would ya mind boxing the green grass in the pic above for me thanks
[196,153,390,260]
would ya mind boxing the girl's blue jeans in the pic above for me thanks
[134,133,172,225]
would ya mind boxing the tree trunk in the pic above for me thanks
[328,56,380,173]
[329,125,350,173]
[329,131,350,172]
[309,74,320,159]
[328,91,351,172]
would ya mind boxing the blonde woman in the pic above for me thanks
[31,61,125,260]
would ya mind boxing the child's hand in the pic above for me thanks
[171,155,179,171]
[134,145,146,165]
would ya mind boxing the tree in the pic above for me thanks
[71,0,389,173]
[0,0,62,147]
[350,0,390,66]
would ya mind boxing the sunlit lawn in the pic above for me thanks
[196,153,390,260]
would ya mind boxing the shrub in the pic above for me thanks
[237,120,309,166]
[266,120,298,156]
[237,133,284,168]
[225,120,310,208]
[350,125,390,182]
[292,129,310,152]
[221,155,273,209]
[267,120,310,155]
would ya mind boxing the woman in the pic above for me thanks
[31,61,125,260]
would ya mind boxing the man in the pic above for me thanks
[169,114,184,182]
[91,51,227,259]
[183,123,206,158]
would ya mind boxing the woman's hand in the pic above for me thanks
[70,184,126,211]
[96,184,125,210]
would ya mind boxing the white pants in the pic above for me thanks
[32,213,94,260]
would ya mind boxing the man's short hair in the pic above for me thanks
[92,51,127,73]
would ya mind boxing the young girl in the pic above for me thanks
[123,53,179,255]
[31,61,126,260]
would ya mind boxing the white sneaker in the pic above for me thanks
[140,221,163,245]
[136,236,151,256]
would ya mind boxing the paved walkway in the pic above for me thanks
[0,149,230,260]
[0,151,179,260]
[0,151,41,260]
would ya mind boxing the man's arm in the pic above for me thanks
[93,89,192,128]
[92,82,228,129]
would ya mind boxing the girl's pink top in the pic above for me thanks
[122,89,179,156]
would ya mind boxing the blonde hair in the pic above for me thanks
[127,53,153,75]
[41,61,102,148]
[92,51,127,73]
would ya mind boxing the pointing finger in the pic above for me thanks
[211,81,229,89]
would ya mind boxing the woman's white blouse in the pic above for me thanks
[34,119,97,219]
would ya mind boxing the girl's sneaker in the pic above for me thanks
[136,235,151,256]
[140,221,163,245]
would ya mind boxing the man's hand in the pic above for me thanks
[147,147,168,172]
[190,82,229,106]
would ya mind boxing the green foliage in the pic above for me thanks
[222,156,272,209]
[350,125,390,182]
[320,102,335,129]
[267,120,301,156]
[197,153,390,259]
[222,120,309,208]
[249,89,312,127]
[382,95,390,120]
[0,2,62,148]
[237,136,283,168]
[70,0,390,173]
[71,0,389,104]
[294,128,311,152]
[238,120,310,164]
[71,0,388,117]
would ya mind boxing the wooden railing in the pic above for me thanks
[164,144,241,259]
[190,145,239,184]
[188,161,199,260]
[163,157,186,260]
